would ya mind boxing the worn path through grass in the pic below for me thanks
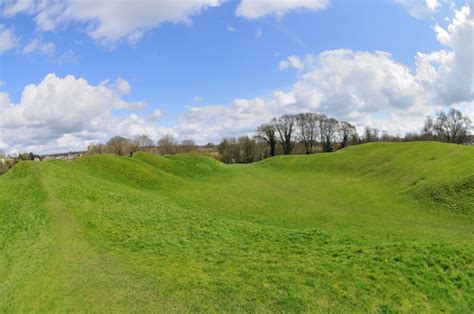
[1,142,473,312]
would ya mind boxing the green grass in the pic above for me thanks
[1,142,473,312]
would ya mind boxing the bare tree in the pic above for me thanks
[106,136,131,155]
[218,137,239,163]
[319,115,339,152]
[272,114,296,155]
[132,134,154,148]
[434,108,472,144]
[363,126,379,143]
[158,134,176,154]
[238,136,257,163]
[422,115,435,140]
[404,132,421,142]
[87,143,106,155]
[337,121,356,148]
[181,139,196,153]
[256,123,277,156]
[296,113,319,154]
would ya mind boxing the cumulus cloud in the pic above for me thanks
[2,0,223,45]
[175,4,473,141]
[0,74,168,154]
[2,0,330,46]
[0,24,18,53]
[2,2,472,151]
[174,50,430,141]
[416,4,473,104]
[236,0,329,19]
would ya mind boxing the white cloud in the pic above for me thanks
[2,0,34,16]
[2,0,223,45]
[0,92,11,108]
[0,74,167,154]
[395,0,440,18]
[236,0,329,19]
[0,25,18,53]
[279,55,303,70]
[417,4,473,104]
[2,3,472,151]
[175,50,430,141]
[426,0,439,11]
[22,38,56,56]
[174,4,473,141]
[2,0,326,46]
[150,109,162,121]
[0,139,8,151]
[113,77,132,96]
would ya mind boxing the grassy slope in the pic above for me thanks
[0,142,473,312]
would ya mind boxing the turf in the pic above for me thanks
[0,142,473,312]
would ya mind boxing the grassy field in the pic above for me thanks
[1,142,473,312]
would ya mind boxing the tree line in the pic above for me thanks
[0,152,42,175]
[217,108,472,164]
[218,112,357,163]
[0,108,471,173]
[87,134,202,156]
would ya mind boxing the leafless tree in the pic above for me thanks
[434,108,472,144]
[256,123,277,156]
[218,137,261,163]
[158,134,176,154]
[319,115,339,152]
[404,132,422,142]
[106,136,131,155]
[87,143,106,155]
[272,114,296,155]
[238,136,257,163]
[337,121,356,148]
[363,126,380,143]
[180,139,196,153]
[218,137,239,163]
[296,112,319,154]
[132,134,154,148]
[422,115,435,140]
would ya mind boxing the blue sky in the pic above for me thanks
[0,0,472,153]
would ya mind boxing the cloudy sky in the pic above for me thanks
[0,0,472,154]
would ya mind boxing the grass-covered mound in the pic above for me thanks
[1,142,473,312]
